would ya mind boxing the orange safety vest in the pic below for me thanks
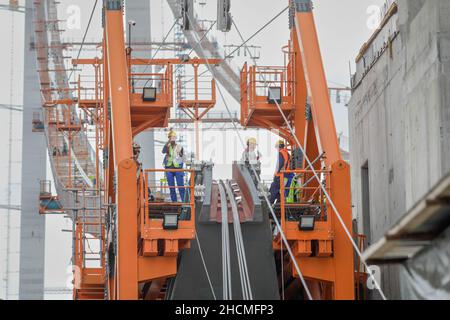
[275,148,291,177]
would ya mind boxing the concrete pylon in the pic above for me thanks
[18,0,47,300]
[126,0,156,177]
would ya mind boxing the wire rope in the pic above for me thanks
[185,12,314,301]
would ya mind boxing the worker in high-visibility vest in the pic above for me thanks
[286,175,300,204]
[88,174,96,187]
[162,130,187,202]
[269,140,294,204]
[133,142,141,161]
[241,137,262,165]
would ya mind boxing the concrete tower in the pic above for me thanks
[18,0,47,300]
[126,0,156,173]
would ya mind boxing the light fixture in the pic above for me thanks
[180,206,191,221]
[180,54,190,63]
[163,213,179,230]
[127,20,136,49]
[142,87,157,102]
[267,87,282,104]
[299,215,315,231]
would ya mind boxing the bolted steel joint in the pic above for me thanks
[305,102,313,122]
[289,0,313,29]
[294,0,313,12]
[105,0,122,10]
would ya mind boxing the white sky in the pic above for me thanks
[0,0,386,299]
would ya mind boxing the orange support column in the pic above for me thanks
[104,5,133,162]
[116,159,138,299]
[291,30,308,146]
[293,0,341,165]
[291,0,354,299]
[103,2,137,299]
[330,161,355,299]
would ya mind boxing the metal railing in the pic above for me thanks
[130,64,173,101]
[141,168,196,231]
[279,169,332,233]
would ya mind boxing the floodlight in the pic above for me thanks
[142,87,157,102]
[163,213,179,230]
[268,87,282,104]
[299,215,315,231]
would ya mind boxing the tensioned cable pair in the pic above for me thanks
[188,6,389,299]
[219,181,232,299]
[233,14,388,300]
[141,20,217,89]
[185,10,314,300]
[182,5,290,85]
[168,3,387,301]
[224,180,253,300]
[197,178,254,300]
[68,0,98,82]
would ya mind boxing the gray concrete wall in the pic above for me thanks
[18,0,47,300]
[349,0,450,299]
[125,0,156,175]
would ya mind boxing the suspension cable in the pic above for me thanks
[68,0,98,81]
[182,5,289,86]
[225,5,289,60]
[195,230,217,300]
[220,183,227,299]
[186,13,313,300]
[149,20,177,61]
[219,181,232,299]
[142,20,178,87]
[174,20,217,77]
[224,180,253,300]
[233,18,388,300]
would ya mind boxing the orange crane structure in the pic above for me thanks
[32,0,361,300]
[70,2,220,299]
[240,0,355,299]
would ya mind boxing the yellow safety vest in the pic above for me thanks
[166,145,181,168]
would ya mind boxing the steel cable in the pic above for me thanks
[235,18,388,300]
[224,180,253,300]
[141,20,178,88]
[186,13,314,300]
[68,0,98,81]
[182,5,289,85]
[195,230,217,300]
[219,182,232,299]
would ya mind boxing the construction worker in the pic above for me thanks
[162,130,186,202]
[269,140,294,204]
[133,142,141,161]
[241,137,262,165]
[88,173,96,187]
[62,142,68,156]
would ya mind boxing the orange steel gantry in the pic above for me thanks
[240,0,355,299]
[36,0,356,300]
[67,1,220,299]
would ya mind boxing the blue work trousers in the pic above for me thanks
[166,170,185,202]
[269,173,294,204]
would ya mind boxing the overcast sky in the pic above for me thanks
[0,0,386,299]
